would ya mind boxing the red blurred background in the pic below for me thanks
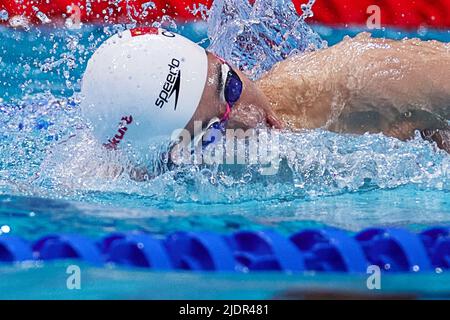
[1,0,449,28]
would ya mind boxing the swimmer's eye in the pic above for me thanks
[191,55,243,153]
[219,63,243,105]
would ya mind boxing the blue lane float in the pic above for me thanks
[0,227,449,273]
[103,233,172,269]
[227,230,306,272]
[33,234,104,265]
[356,228,433,272]
[290,228,368,273]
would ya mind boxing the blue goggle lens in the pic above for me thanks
[224,70,242,104]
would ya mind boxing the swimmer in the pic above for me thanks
[80,28,450,179]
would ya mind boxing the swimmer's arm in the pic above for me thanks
[260,33,450,137]
[335,35,450,139]
[339,35,450,120]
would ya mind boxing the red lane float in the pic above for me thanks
[0,0,213,25]
[294,0,450,29]
[1,0,449,29]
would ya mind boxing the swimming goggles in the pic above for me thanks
[193,56,243,151]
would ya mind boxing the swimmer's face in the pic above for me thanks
[184,52,283,133]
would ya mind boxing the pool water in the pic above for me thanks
[1,262,450,299]
[1,15,450,298]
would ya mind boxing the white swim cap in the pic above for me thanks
[80,27,208,159]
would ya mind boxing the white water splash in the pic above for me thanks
[0,2,449,207]
[207,0,325,79]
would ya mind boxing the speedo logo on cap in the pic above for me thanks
[155,58,181,110]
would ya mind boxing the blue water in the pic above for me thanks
[1,0,450,298]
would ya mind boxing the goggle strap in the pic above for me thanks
[192,117,221,148]
[220,103,232,122]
